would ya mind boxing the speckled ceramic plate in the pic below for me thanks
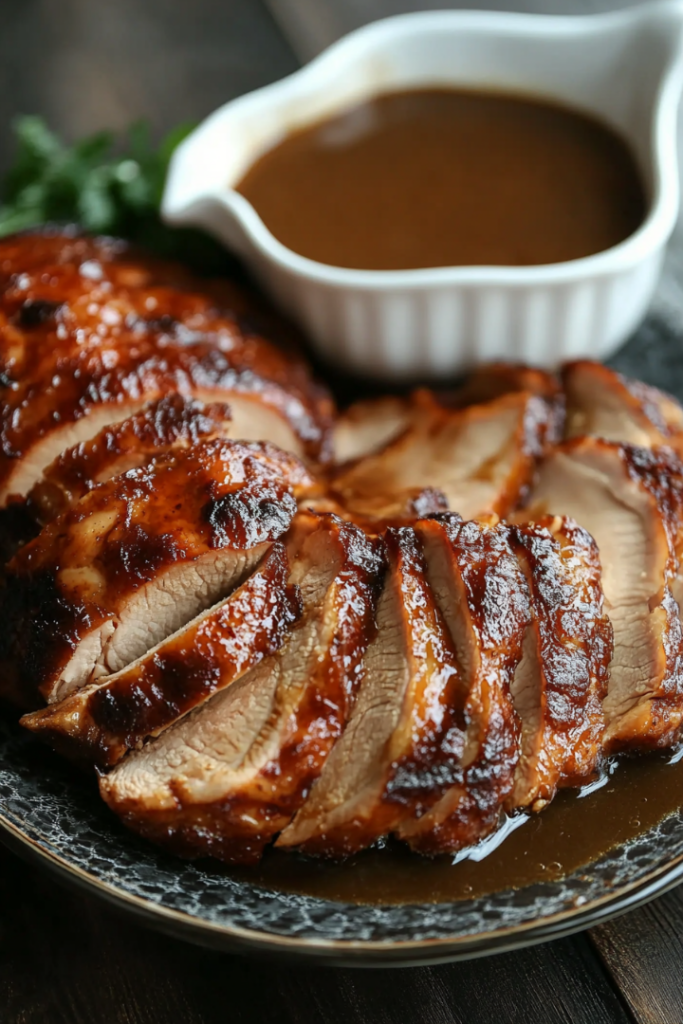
[4,327,683,967]
[2,711,683,967]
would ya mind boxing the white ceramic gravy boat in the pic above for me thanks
[163,2,683,380]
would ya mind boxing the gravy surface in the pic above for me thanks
[236,88,646,270]
[229,751,683,905]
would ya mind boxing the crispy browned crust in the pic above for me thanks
[20,543,302,766]
[100,515,385,864]
[1,439,314,707]
[286,525,465,858]
[560,436,683,581]
[27,395,232,524]
[524,436,683,752]
[397,515,529,855]
[0,229,334,501]
[506,517,612,808]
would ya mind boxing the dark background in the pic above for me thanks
[0,0,298,171]
[2,1,683,1022]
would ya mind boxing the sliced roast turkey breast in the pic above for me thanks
[446,363,564,443]
[99,514,383,864]
[20,542,301,767]
[505,517,612,810]
[26,395,232,525]
[0,229,334,503]
[279,524,465,858]
[560,360,683,617]
[333,395,412,464]
[2,439,314,708]
[395,515,529,855]
[562,361,683,450]
[524,438,683,751]
[329,391,552,526]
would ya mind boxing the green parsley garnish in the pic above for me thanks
[0,116,238,276]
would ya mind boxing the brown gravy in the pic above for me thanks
[229,751,683,905]
[235,88,646,271]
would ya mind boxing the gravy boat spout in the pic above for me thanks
[163,2,683,380]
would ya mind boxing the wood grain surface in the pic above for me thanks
[1,2,683,1022]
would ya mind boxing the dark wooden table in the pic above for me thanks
[2,2,683,1021]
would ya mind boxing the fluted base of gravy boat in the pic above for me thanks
[163,3,683,381]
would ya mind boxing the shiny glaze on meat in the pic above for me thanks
[2,439,313,706]
[560,362,683,640]
[0,229,334,501]
[21,543,301,766]
[100,514,384,864]
[397,515,529,855]
[280,525,465,857]
[525,437,683,752]
[27,395,232,524]
[506,516,612,809]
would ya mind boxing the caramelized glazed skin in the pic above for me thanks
[27,395,232,524]
[524,436,683,752]
[373,528,467,828]
[288,525,465,858]
[507,517,612,809]
[102,516,385,864]
[398,515,529,855]
[0,228,334,500]
[579,438,683,580]
[606,442,683,751]
[2,439,314,706]
[21,543,302,767]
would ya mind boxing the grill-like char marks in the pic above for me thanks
[27,395,232,525]
[0,229,334,503]
[279,525,465,857]
[506,517,611,810]
[100,515,383,864]
[525,438,683,751]
[2,439,314,708]
[395,515,529,855]
[21,543,301,766]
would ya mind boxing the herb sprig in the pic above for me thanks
[0,116,238,275]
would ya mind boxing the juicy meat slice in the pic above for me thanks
[99,514,383,864]
[561,360,683,621]
[2,439,314,708]
[394,515,530,855]
[446,363,564,443]
[333,395,412,464]
[21,543,301,767]
[0,228,334,502]
[524,438,683,750]
[27,395,232,525]
[329,391,552,525]
[562,360,683,450]
[505,517,612,810]
[279,524,466,858]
